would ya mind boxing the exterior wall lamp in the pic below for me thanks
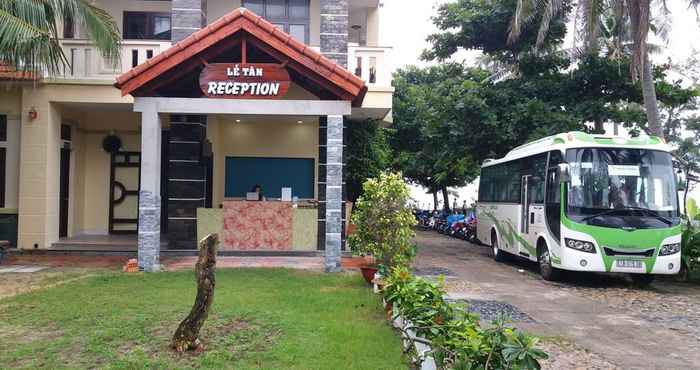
[28,107,37,121]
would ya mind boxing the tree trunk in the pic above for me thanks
[594,117,605,134]
[684,177,690,216]
[441,187,450,213]
[641,52,663,139]
[172,233,219,352]
[432,191,438,212]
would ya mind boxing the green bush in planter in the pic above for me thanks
[349,172,417,270]
[682,223,700,273]
[384,268,548,370]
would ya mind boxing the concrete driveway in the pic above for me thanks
[413,230,700,370]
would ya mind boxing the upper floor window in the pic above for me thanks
[63,16,75,39]
[123,12,171,40]
[243,0,310,43]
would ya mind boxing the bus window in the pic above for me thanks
[527,153,547,204]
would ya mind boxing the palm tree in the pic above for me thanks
[0,0,120,76]
[507,0,680,139]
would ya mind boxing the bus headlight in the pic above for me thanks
[564,238,596,253]
[659,243,681,256]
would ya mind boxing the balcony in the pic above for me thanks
[347,43,393,122]
[53,39,172,81]
[347,43,392,88]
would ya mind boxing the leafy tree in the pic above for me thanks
[423,0,569,65]
[424,0,697,138]
[505,0,700,140]
[674,118,700,208]
[400,0,697,210]
[566,55,643,133]
[0,0,121,75]
[344,119,391,203]
[392,64,483,211]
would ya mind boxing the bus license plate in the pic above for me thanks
[616,260,642,269]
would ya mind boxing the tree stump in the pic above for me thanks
[172,233,219,352]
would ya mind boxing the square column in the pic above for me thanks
[138,105,162,271]
[324,115,344,272]
[172,0,207,43]
[320,0,349,68]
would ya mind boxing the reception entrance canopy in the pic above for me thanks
[114,8,364,272]
[115,7,367,105]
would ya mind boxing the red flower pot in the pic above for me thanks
[360,265,379,285]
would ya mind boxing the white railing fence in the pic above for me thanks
[55,39,172,80]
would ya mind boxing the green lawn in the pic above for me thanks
[0,268,406,369]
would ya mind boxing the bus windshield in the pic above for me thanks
[565,148,680,229]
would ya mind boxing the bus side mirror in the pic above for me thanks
[558,163,571,183]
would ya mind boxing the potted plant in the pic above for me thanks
[349,172,417,285]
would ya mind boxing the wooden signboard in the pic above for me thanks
[199,63,291,99]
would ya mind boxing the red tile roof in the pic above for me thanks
[115,8,366,105]
[0,63,39,81]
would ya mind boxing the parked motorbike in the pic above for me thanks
[451,220,468,238]
[463,218,477,243]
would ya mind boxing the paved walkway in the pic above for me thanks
[163,256,324,271]
[3,254,364,272]
[414,230,700,370]
[0,265,47,273]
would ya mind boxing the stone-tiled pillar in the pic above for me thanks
[167,115,207,249]
[138,105,162,271]
[320,0,349,68]
[172,0,208,43]
[324,115,344,272]
[317,117,327,253]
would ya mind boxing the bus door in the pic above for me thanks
[520,175,530,235]
[520,175,536,258]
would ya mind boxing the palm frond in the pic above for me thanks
[0,6,66,74]
[536,0,564,48]
[649,0,672,45]
[0,0,120,75]
[57,0,121,65]
[689,0,700,19]
[476,55,520,82]
[508,0,537,45]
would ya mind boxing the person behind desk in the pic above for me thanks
[251,184,266,201]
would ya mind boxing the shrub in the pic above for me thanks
[687,198,699,221]
[349,172,417,270]
[384,267,548,370]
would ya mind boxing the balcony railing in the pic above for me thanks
[54,39,172,80]
[348,43,392,88]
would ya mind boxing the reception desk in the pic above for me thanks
[197,201,318,251]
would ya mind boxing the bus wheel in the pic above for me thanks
[492,234,507,262]
[537,244,561,281]
[630,274,655,287]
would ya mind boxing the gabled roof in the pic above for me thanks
[115,8,366,106]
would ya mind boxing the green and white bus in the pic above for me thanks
[476,131,683,284]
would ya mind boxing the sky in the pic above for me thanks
[378,0,700,210]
